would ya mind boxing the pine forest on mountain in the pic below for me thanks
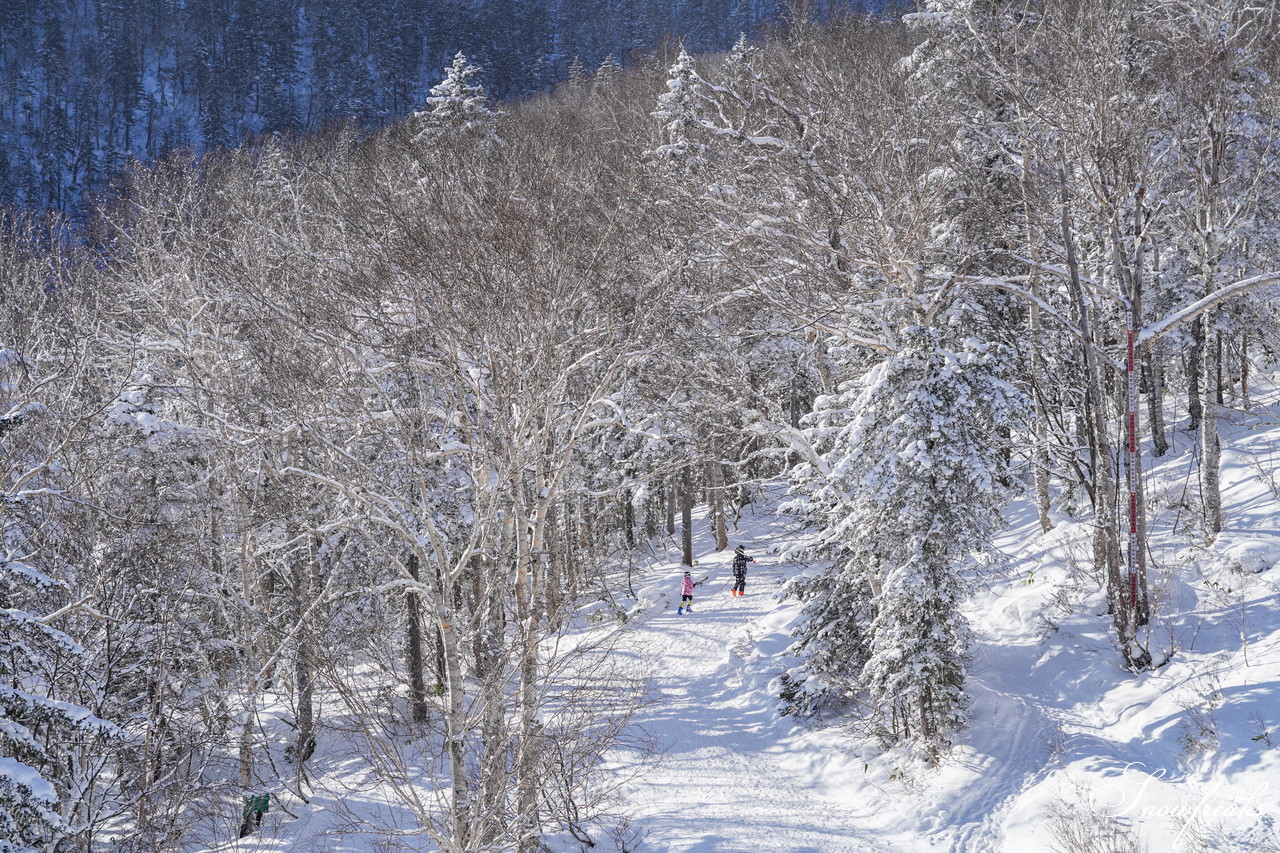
[2,0,1280,850]
[0,0,803,213]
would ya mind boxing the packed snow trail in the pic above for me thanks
[602,497,1088,853]
[196,380,1280,853]
[611,513,884,853]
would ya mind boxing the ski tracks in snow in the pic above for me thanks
[939,656,1058,852]
[606,507,1063,852]
[612,546,883,853]
[929,563,1071,853]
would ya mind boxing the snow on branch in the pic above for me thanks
[37,596,120,627]
[953,275,1123,371]
[1137,270,1280,348]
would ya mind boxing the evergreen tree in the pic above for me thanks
[375,0,429,118]
[477,0,556,97]
[1,350,120,853]
[412,52,498,141]
[98,0,146,153]
[786,328,1022,753]
[257,0,302,133]
[0,558,89,853]
[649,48,707,167]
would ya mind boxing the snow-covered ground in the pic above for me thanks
[202,372,1280,852]
[601,496,1068,853]
[607,516,883,852]
[597,381,1280,851]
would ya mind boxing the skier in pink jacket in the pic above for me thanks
[677,571,695,614]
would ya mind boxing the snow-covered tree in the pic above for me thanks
[893,0,1280,669]
[0,556,120,853]
[786,328,1022,752]
[649,48,707,168]
[1,332,121,853]
[412,52,499,142]
[1148,0,1280,539]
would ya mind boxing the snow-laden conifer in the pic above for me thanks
[596,53,622,80]
[0,558,103,853]
[1,355,120,852]
[786,327,1022,753]
[649,48,708,167]
[412,52,498,141]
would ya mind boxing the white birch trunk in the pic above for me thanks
[1199,324,1223,539]
[709,459,728,551]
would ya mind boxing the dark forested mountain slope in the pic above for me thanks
[0,0,846,214]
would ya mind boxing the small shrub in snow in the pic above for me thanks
[1177,680,1223,759]
[1247,710,1275,748]
[1175,811,1280,852]
[1048,795,1148,853]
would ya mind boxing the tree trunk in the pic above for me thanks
[1122,198,1150,632]
[1060,159,1127,650]
[476,555,508,849]
[1199,321,1223,539]
[1216,332,1224,406]
[477,674,507,849]
[405,553,430,725]
[1188,318,1204,430]
[556,500,574,605]
[237,531,259,806]
[434,626,447,694]
[515,472,556,853]
[1146,239,1169,457]
[438,598,472,848]
[239,702,255,791]
[789,370,803,429]
[579,494,595,558]
[1022,145,1052,533]
[622,488,635,550]
[1241,331,1251,410]
[709,459,728,551]
[565,499,581,603]
[1030,333,1053,533]
[682,467,694,567]
[515,550,545,853]
[665,478,676,536]
[292,546,316,783]
[644,488,658,539]
[545,503,564,625]
[1135,425,1152,626]
[1144,361,1168,457]
[236,699,255,840]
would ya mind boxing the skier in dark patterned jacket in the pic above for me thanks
[731,545,754,597]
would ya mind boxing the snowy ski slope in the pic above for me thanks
[205,372,1280,852]
[599,377,1280,851]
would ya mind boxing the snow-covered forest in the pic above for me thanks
[0,0,808,213]
[3,0,1280,850]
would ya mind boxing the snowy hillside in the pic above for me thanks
[4,8,1279,848]
[590,377,1280,852]
[0,0,823,214]
[201,369,1280,853]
